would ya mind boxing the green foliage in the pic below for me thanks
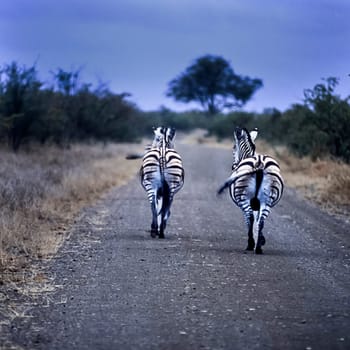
[0,62,43,150]
[266,78,350,162]
[52,67,82,96]
[0,62,145,149]
[143,107,208,132]
[206,111,257,140]
[166,55,263,115]
[207,77,350,163]
[1,61,349,163]
[302,77,350,161]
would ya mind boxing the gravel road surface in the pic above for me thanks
[6,144,350,350]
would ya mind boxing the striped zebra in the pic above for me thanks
[140,126,184,238]
[217,127,284,254]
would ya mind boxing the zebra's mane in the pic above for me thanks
[152,126,176,149]
[232,127,258,169]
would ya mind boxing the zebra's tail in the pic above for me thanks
[156,178,171,219]
[217,171,243,196]
[250,169,263,210]
[251,169,264,247]
[161,178,171,218]
[217,181,230,195]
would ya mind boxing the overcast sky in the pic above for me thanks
[1,0,349,112]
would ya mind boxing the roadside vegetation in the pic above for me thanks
[1,61,349,162]
[206,77,350,164]
[253,141,350,216]
[0,143,141,276]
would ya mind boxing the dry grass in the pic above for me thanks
[0,143,141,275]
[268,143,350,216]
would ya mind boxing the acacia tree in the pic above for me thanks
[166,55,263,114]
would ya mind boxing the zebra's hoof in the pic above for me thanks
[255,247,263,254]
[158,233,165,239]
[246,239,255,251]
[150,230,157,238]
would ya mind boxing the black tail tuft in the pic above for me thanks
[217,182,229,196]
[250,197,260,211]
[161,179,171,217]
[250,169,263,210]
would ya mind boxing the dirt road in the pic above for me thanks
[5,144,350,349]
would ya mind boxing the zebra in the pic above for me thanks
[140,126,184,238]
[217,126,284,254]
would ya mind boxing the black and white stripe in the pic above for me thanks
[140,126,184,238]
[218,127,284,254]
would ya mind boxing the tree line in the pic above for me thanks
[1,59,349,163]
[0,62,145,150]
[206,77,350,163]
[0,55,262,150]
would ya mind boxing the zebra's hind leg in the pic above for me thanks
[158,185,172,239]
[158,204,165,239]
[150,199,158,238]
[158,201,172,239]
[158,218,165,239]
[158,213,169,239]
[255,220,265,254]
[245,212,255,251]
[163,198,173,231]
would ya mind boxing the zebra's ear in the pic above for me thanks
[153,126,162,136]
[169,127,176,140]
[250,128,258,142]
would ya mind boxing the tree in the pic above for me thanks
[0,61,43,150]
[52,67,82,96]
[50,67,86,144]
[166,55,263,114]
[303,77,350,161]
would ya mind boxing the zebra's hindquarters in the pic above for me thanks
[262,166,284,208]
[229,174,257,209]
[140,147,184,238]
[229,155,284,209]
[228,155,284,253]
[164,149,184,199]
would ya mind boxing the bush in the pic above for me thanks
[206,111,256,139]
[282,78,350,162]
[207,78,350,163]
[0,63,145,148]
